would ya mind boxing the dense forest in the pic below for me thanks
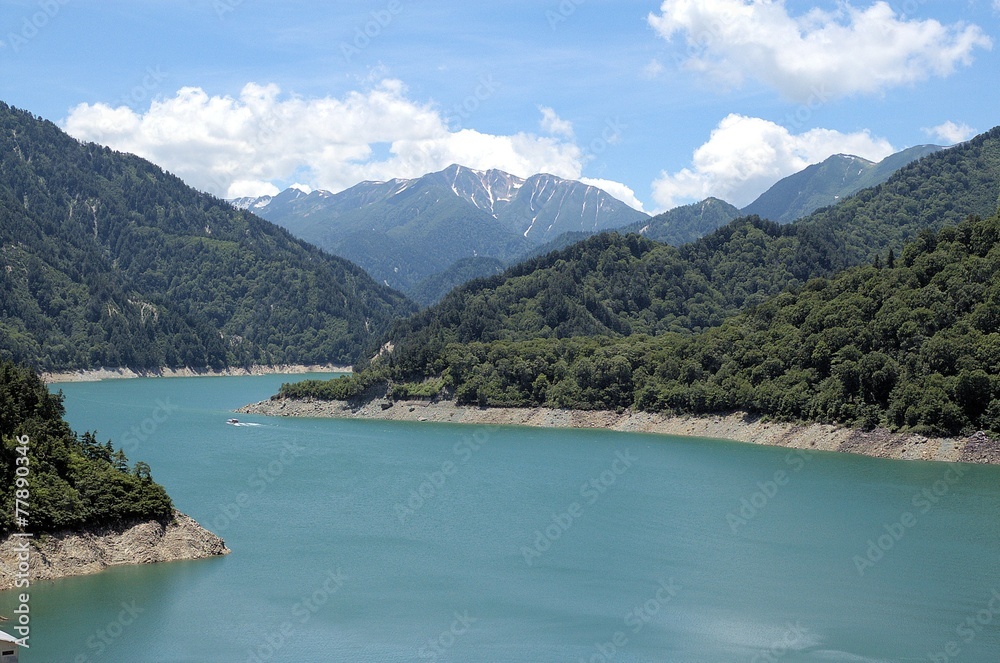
[371,128,1000,378]
[284,213,1000,437]
[623,197,739,246]
[407,256,506,307]
[0,361,173,534]
[0,102,415,372]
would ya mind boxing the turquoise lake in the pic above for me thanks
[5,374,1000,662]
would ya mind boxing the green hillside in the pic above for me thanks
[407,256,506,307]
[625,197,740,246]
[287,213,1000,437]
[370,126,1000,378]
[741,145,942,224]
[0,102,414,371]
[0,361,173,534]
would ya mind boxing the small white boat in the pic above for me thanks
[226,418,239,425]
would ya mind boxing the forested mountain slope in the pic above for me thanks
[370,126,1000,376]
[624,197,740,246]
[236,165,648,294]
[286,213,1000,438]
[741,145,942,224]
[0,102,414,371]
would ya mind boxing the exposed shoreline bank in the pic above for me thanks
[0,511,230,591]
[239,397,1000,465]
[42,364,352,383]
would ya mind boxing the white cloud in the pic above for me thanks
[924,120,975,144]
[539,105,574,138]
[651,114,895,211]
[62,80,639,206]
[648,0,992,101]
[642,59,665,79]
[580,178,646,213]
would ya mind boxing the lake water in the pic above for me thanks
[5,374,1000,662]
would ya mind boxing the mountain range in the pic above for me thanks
[374,125,1000,378]
[741,145,943,223]
[291,126,1000,437]
[0,96,984,381]
[233,145,942,303]
[0,102,413,371]
[232,165,648,294]
[630,145,944,246]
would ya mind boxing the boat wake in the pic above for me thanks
[227,419,265,427]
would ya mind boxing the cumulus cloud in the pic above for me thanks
[924,120,975,144]
[651,114,895,210]
[579,178,646,213]
[62,80,640,208]
[648,0,992,101]
[539,106,574,138]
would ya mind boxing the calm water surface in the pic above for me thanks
[4,375,1000,662]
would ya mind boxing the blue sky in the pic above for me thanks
[2,0,998,212]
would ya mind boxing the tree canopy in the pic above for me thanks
[0,362,173,534]
[286,213,1000,438]
[0,102,415,372]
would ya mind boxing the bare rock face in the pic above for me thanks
[0,511,229,591]
[960,431,1000,464]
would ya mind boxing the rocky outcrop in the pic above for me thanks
[240,397,1000,465]
[0,511,229,591]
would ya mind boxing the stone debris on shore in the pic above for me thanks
[0,511,230,591]
[239,397,1000,465]
[42,364,351,384]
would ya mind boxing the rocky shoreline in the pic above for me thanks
[0,511,230,591]
[42,364,351,383]
[239,397,1000,465]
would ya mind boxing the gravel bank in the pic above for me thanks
[42,364,350,383]
[239,397,1000,465]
